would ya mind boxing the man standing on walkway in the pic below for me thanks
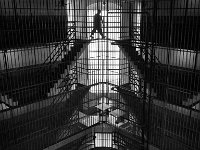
[90,9,106,39]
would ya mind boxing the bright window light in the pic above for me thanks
[95,133,112,147]
[87,10,121,93]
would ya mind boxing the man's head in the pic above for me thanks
[97,9,101,14]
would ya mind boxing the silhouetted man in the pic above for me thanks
[90,9,105,39]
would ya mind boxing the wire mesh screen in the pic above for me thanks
[0,0,200,150]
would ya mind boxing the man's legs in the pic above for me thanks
[90,27,97,38]
[98,28,105,39]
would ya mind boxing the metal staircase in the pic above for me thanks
[0,38,88,107]
[114,83,200,150]
[115,31,200,108]
[0,83,91,150]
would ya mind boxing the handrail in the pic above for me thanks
[0,22,77,108]
[42,22,76,65]
[34,22,76,78]
[0,22,76,75]
[188,99,200,108]
[49,67,79,108]
[115,83,200,114]
[0,79,83,113]
[44,122,101,150]
[141,49,162,64]
[130,26,162,65]
[50,81,129,110]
